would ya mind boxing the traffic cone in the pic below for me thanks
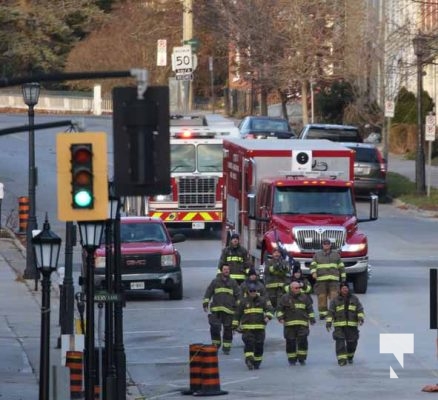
[66,351,84,399]
[193,344,228,396]
[182,343,204,395]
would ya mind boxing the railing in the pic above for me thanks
[0,89,113,115]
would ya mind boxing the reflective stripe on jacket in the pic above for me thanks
[310,249,346,281]
[232,294,274,330]
[203,275,240,315]
[326,294,364,327]
[276,293,315,327]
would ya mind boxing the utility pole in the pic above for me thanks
[183,0,193,113]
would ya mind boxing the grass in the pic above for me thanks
[387,172,438,211]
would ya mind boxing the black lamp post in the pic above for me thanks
[78,220,105,400]
[32,214,61,400]
[412,35,429,195]
[113,198,126,400]
[104,189,119,400]
[22,82,41,281]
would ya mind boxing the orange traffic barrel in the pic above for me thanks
[193,344,228,396]
[66,351,84,399]
[18,196,29,233]
[182,343,204,395]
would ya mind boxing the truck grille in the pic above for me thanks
[293,226,346,252]
[178,177,216,209]
[122,254,162,273]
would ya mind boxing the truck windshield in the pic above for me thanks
[120,223,167,243]
[273,186,355,215]
[171,143,222,173]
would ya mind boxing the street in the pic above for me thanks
[1,114,438,399]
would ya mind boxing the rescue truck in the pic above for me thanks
[124,114,239,230]
[222,138,378,293]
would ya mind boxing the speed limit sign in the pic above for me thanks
[172,46,192,72]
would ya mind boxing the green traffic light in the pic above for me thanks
[74,190,93,208]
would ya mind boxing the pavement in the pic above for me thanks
[0,153,437,399]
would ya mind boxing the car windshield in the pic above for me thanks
[306,128,359,142]
[171,143,222,172]
[251,119,290,131]
[273,186,355,215]
[120,223,167,243]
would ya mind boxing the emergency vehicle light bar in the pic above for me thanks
[279,170,344,180]
[173,130,216,139]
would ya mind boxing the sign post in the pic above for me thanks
[425,114,436,197]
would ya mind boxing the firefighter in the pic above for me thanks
[203,264,240,354]
[288,262,312,302]
[240,268,267,300]
[310,238,346,320]
[264,248,290,309]
[326,281,365,366]
[232,282,274,370]
[218,233,250,285]
[277,281,315,365]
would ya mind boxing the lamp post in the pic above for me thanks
[113,198,126,400]
[32,214,61,400]
[78,220,105,400]
[22,82,41,281]
[104,188,119,400]
[412,35,429,195]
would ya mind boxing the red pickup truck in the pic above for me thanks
[92,216,186,300]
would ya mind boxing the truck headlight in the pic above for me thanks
[342,243,367,252]
[154,194,172,202]
[95,256,106,268]
[161,254,175,267]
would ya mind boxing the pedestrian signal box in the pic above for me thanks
[57,132,108,221]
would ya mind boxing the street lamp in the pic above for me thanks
[412,35,429,195]
[78,220,105,400]
[22,82,41,281]
[32,214,61,400]
[104,187,119,400]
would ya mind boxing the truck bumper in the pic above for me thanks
[296,256,369,276]
[95,271,182,291]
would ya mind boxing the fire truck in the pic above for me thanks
[222,138,378,293]
[131,114,239,230]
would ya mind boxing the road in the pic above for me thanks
[1,114,438,399]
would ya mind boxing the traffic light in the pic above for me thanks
[112,86,170,197]
[57,132,108,222]
[71,143,94,209]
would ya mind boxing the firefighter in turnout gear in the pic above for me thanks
[203,264,240,354]
[326,281,364,366]
[218,233,250,285]
[232,282,274,370]
[310,238,346,320]
[286,262,313,302]
[277,281,315,365]
[240,268,267,300]
[264,248,290,309]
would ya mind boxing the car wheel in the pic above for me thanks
[169,282,183,300]
[352,270,368,294]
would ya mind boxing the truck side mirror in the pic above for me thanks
[248,193,256,219]
[369,194,378,220]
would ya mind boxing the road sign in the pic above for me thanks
[385,100,395,118]
[426,115,436,141]
[176,73,193,81]
[157,39,167,67]
[172,46,192,72]
[183,38,200,52]
[94,291,122,302]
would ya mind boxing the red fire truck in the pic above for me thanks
[222,138,378,293]
[142,114,239,230]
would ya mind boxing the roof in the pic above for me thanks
[120,216,163,223]
[224,138,352,152]
[340,142,377,149]
[304,124,358,131]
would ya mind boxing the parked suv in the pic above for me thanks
[299,123,362,142]
[90,216,186,300]
[342,142,387,199]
